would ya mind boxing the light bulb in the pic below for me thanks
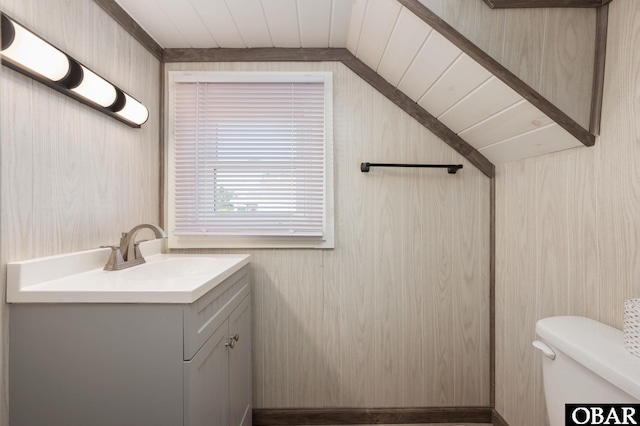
[70,65,117,107]
[115,93,149,126]
[1,16,70,82]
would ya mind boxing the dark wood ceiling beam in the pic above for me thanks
[163,48,352,63]
[589,4,609,136]
[92,0,163,60]
[399,0,595,147]
[482,0,612,8]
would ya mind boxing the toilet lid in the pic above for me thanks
[536,316,640,400]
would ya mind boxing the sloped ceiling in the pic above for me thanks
[112,0,354,48]
[111,0,598,170]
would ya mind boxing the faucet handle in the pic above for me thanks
[101,246,125,271]
[133,240,149,259]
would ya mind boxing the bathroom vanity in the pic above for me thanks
[7,241,251,426]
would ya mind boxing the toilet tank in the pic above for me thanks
[535,316,640,426]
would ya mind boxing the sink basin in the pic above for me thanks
[7,240,251,304]
[120,257,229,280]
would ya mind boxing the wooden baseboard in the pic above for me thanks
[491,409,510,426]
[253,407,493,425]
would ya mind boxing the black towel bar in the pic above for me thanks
[360,162,463,174]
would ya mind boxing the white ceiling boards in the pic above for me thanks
[113,0,596,166]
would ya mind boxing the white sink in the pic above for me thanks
[120,257,231,280]
[7,240,251,304]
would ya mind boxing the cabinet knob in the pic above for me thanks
[231,333,240,342]
[225,339,236,349]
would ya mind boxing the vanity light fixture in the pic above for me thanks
[0,12,149,127]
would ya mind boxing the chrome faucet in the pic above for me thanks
[102,224,167,271]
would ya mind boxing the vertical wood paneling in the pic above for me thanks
[453,164,490,406]
[165,61,491,410]
[0,2,161,424]
[566,148,600,319]
[540,9,595,129]
[372,92,406,407]
[400,116,428,407]
[421,132,455,406]
[495,2,640,425]
[473,6,506,62]
[495,159,539,426]
[502,9,546,92]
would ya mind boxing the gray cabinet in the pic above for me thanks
[185,294,251,426]
[9,265,251,426]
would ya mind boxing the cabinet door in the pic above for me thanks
[184,322,230,426]
[229,295,252,426]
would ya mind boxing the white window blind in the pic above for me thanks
[169,72,333,248]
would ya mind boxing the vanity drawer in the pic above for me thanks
[182,265,250,361]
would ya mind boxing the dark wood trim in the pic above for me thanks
[398,0,595,148]
[340,56,495,178]
[159,61,166,229]
[253,407,493,425]
[490,177,496,407]
[482,0,611,8]
[92,0,163,61]
[163,48,353,63]
[492,409,511,426]
[589,3,609,136]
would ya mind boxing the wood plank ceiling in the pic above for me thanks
[113,0,598,166]
[112,0,354,48]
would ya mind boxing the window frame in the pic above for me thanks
[166,71,334,249]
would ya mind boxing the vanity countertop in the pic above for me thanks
[7,240,250,304]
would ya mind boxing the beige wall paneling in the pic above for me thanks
[501,9,546,93]
[495,159,540,426]
[418,0,478,41]
[322,62,379,407]
[566,148,600,320]
[372,88,406,407]
[495,2,640,425]
[0,1,161,424]
[593,0,640,328]
[473,6,506,61]
[165,61,491,409]
[452,156,491,406]
[539,9,595,129]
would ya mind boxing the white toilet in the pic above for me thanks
[533,316,640,426]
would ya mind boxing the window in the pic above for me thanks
[167,71,334,248]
